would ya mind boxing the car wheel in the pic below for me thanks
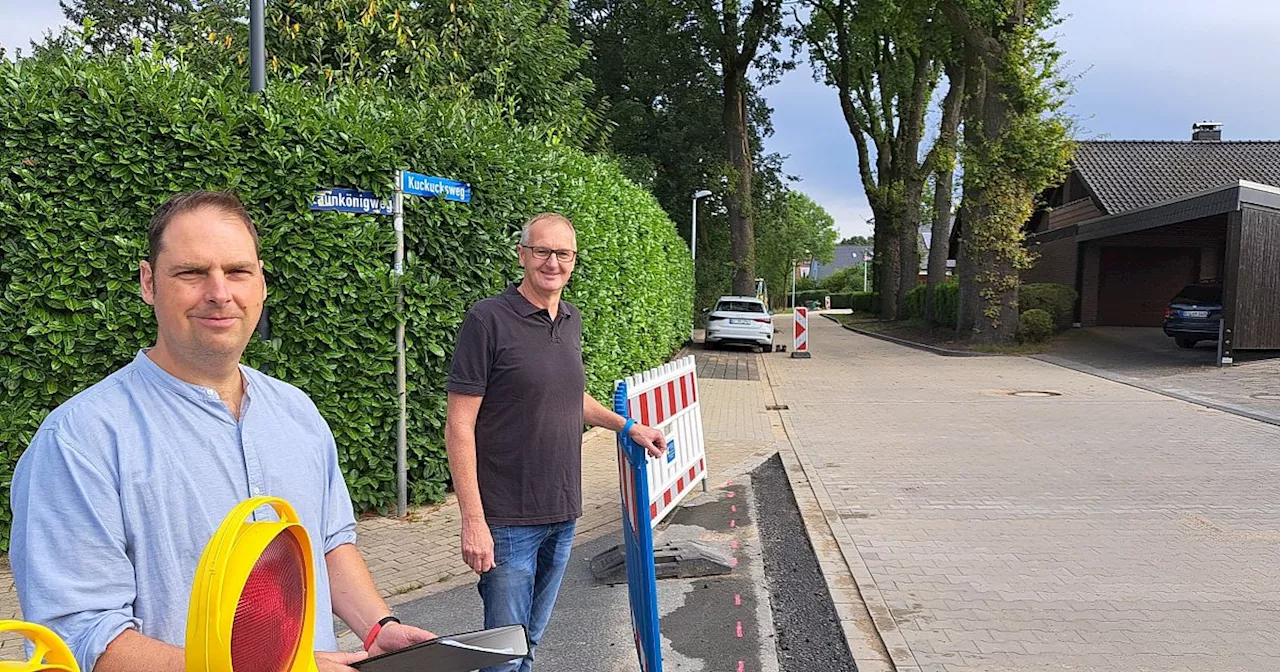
[1175,337,1198,349]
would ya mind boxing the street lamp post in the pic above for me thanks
[690,190,712,343]
[249,0,265,94]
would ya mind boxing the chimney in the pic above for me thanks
[1192,121,1223,142]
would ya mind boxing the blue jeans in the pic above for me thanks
[478,520,577,672]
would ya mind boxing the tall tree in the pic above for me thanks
[572,0,787,308]
[798,0,951,320]
[942,0,1073,343]
[692,0,787,296]
[755,190,839,308]
[56,0,602,143]
[923,56,965,326]
[60,0,195,53]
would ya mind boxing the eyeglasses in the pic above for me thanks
[521,245,578,263]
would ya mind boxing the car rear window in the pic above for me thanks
[716,300,766,314]
[1173,285,1222,304]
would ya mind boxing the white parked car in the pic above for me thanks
[705,296,773,351]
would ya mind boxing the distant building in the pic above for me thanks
[809,245,873,280]
[1022,121,1280,352]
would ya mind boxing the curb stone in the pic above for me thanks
[820,314,995,358]
[757,350,921,672]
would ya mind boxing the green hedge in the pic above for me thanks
[0,54,692,547]
[905,282,959,328]
[790,290,875,312]
[1019,283,1077,330]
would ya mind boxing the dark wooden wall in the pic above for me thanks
[1230,207,1280,349]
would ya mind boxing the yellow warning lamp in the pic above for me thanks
[186,497,318,672]
[0,620,78,672]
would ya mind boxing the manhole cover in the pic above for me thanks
[1009,390,1061,398]
[1251,393,1280,401]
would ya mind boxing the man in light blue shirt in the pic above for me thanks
[10,191,436,671]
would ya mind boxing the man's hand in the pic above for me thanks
[316,651,368,671]
[628,423,666,458]
[368,622,439,657]
[461,517,496,574]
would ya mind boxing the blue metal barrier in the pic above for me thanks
[615,379,663,672]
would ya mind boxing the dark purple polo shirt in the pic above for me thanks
[447,285,586,525]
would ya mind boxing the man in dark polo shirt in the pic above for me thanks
[445,212,666,672]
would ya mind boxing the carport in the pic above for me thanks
[1069,181,1280,360]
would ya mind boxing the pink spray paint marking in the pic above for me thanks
[734,594,742,606]
[737,661,745,672]
[730,557,739,568]
[731,504,737,513]
[736,621,743,638]
[731,540,739,550]
[730,519,736,528]
[726,491,735,498]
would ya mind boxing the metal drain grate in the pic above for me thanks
[766,404,789,411]
[1009,390,1062,398]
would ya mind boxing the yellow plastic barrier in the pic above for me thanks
[0,620,78,672]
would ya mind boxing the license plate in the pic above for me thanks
[730,318,750,325]
[1183,310,1209,318]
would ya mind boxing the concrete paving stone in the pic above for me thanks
[763,315,1280,672]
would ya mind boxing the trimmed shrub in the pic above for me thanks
[1018,309,1055,343]
[0,53,692,547]
[906,282,959,328]
[789,290,875,312]
[1019,283,1077,330]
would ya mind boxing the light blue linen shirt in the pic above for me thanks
[9,351,358,671]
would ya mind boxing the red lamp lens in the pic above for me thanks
[230,531,307,672]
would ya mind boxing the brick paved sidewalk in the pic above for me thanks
[0,350,781,658]
[769,314,1280,672]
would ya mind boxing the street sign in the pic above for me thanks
[401,171,472,203]
[310,188,395,215]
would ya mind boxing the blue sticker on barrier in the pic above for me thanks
[666,440,676,463]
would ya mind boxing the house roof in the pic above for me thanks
[1073,141,1280,214]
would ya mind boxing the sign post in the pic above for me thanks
[393,174,408,518]
[392,170,471,516]
[791,306,810,358]
[312,171,472,518]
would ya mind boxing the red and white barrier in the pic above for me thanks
[621,355,707,527]
[792,307,810,358]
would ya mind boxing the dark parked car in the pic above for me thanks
[1163,282,1222,349]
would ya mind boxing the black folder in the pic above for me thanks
[351,624,530,672]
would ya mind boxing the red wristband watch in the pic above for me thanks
[363,615,401,652]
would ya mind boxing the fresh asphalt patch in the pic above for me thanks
[384,455,852,672]
[752,454,857,672]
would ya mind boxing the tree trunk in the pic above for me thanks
[896,179,925,319]
[955,52,985,337]
[924,66,965,327]
[959,60,1019,344]
[723,69,756,296]
[874,212,901,320]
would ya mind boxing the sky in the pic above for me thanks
[5,0,1280,241]
[765,0,1280,239]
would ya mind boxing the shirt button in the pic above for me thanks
[252,486,262,496]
